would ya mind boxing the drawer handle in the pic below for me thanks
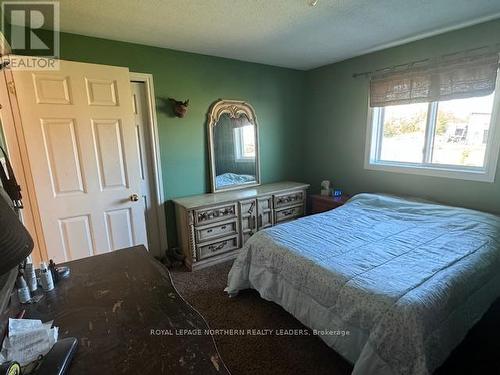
[208,241,227,252]
[277,194,301,204]
[220,208,231,215]
[198,207,235,222]
[282,209,294,216]
[206,225,227,235]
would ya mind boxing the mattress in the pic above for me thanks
[225,193,500,375]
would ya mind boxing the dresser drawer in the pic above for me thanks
[274,190,304,209]
[194,203,237,226]
[195,219,238,243]
[197,236,239,260]
[274,204,304,223]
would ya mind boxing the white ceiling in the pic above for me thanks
[56,0,500,70]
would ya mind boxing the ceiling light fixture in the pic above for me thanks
[309,0,319,6]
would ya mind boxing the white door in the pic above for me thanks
[130,81,161,255]
[11,58,148,263]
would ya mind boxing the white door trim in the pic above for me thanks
[0,57,47,264]
[130,72,168,255]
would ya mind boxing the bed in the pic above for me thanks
[225,193,500,375]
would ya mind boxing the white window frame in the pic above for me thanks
[365,75,500,183]
[233,126,255,162]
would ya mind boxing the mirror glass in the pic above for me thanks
[213,113,257,190]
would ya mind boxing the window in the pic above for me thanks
[234,125,255,161]
[366,91,500,182]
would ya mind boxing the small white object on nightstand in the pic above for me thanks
[320,180,330,196]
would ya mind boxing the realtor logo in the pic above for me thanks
[1,1,60,70]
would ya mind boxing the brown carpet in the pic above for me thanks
[171,260,500,375]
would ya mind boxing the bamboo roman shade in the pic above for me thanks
[369,52,500,107]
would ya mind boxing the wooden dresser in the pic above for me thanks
[174,181,309,270]
[310,194,350,214]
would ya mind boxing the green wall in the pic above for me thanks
[304,19,500,214]
[52,32,305,248]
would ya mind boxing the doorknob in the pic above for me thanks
[130,194,140,202]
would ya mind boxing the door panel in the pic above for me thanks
[104,208,134,250]
[85,78,118,106]
[12,58,148,263]
[91,119,128,190]
[41,118,85,196]
[58,215,94,260]
[33,74,72,105]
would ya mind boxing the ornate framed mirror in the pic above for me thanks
[207,99,260,192]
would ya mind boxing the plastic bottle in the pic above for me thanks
[25,261,38,292]
[40,262,54,291]
[16,275,31,303]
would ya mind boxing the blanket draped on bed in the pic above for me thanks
[225,193,500,375]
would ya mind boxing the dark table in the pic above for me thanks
[6,246,229,374]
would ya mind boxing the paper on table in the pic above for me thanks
[8,318,43,334]
[0,318,58,366]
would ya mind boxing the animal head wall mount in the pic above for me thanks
[168,98,190,118]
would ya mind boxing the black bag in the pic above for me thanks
[0,146,23,209]
[0,188,33,275]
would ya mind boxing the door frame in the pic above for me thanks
[0,62,168,263]
[0,57,47,264]
[130,72,168,256]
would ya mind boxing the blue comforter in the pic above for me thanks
[226,193,500,375]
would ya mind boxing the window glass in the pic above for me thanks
[380,103,428,163]
[432,94,494,167]
[234,126,255,160]
[241,126,255,158]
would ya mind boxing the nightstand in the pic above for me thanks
[310,194,350,214]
